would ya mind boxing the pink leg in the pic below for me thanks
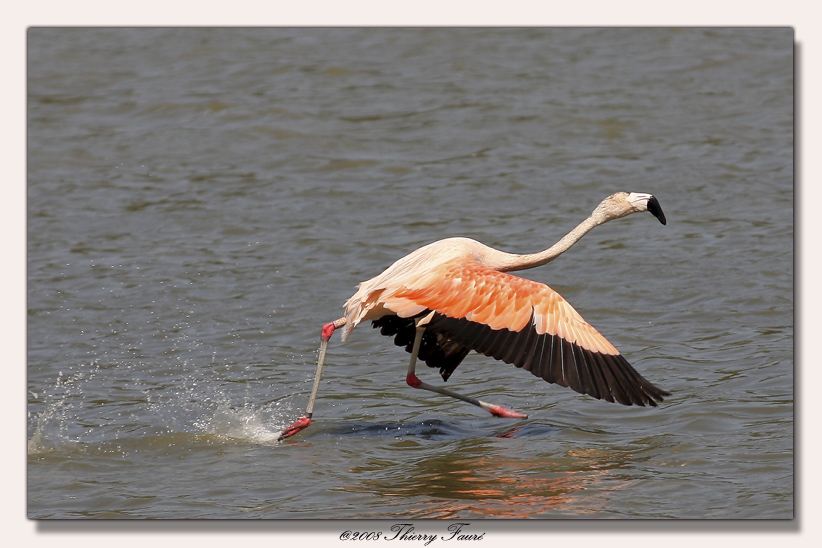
[405,325,528,419]
[279,317,347,441]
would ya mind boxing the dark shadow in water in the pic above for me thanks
[307,419,559,440]
[491,422,559,438]
[317,419,481,440]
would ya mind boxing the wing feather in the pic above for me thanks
[388,260,616,355]
[359,257,668,406]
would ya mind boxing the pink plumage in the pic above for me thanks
[280,192,669,440]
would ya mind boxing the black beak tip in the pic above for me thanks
[647,196,667,225]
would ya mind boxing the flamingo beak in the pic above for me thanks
[646,195,667,225]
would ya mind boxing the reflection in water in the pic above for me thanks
[346,435,632,518]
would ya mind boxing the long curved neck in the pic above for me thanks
[484,215,601,272]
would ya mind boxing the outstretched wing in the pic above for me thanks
[382,260,668,406]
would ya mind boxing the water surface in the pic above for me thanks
[27,28,793,519]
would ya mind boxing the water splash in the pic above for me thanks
[28,355,299,455]
[27,363,102,455]
[198,402,288,444]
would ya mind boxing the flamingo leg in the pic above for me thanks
[279,317,347,440]
[405,323,528,419]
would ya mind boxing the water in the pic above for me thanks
[27,28,793,520]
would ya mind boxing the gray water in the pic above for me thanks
[27,28,793,520]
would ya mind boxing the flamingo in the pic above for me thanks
[279,192,669,440]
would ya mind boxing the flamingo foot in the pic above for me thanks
[278,415,311,440]
[481,403,528,419]
[321,317,347,341]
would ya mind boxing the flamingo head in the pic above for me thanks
[594,192,667,225]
